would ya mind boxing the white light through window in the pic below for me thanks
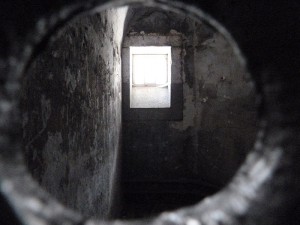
[130,46,171,108]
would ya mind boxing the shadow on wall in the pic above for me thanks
[121,6,258,218]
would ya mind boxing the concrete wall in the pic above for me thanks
[122,7,258,195]
[21,7,127,218]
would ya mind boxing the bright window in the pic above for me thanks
[130,46,172,108]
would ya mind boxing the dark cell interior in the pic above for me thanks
[21,6,258,219]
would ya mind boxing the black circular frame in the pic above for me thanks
[0,1,299,225]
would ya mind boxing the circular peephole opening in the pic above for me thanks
[21,3,258,220]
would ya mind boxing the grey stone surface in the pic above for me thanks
[21,7,128,218]
[123,35,183,47]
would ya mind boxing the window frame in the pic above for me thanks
[130,46,172,108]
[122,34,183,121]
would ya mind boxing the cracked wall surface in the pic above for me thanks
[21,7,128,218]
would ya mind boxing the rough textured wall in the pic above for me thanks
[22,7,127,218]
[122,7,258,209]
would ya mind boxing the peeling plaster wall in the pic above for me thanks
[122,7,258,209]
[22,7,127,218]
